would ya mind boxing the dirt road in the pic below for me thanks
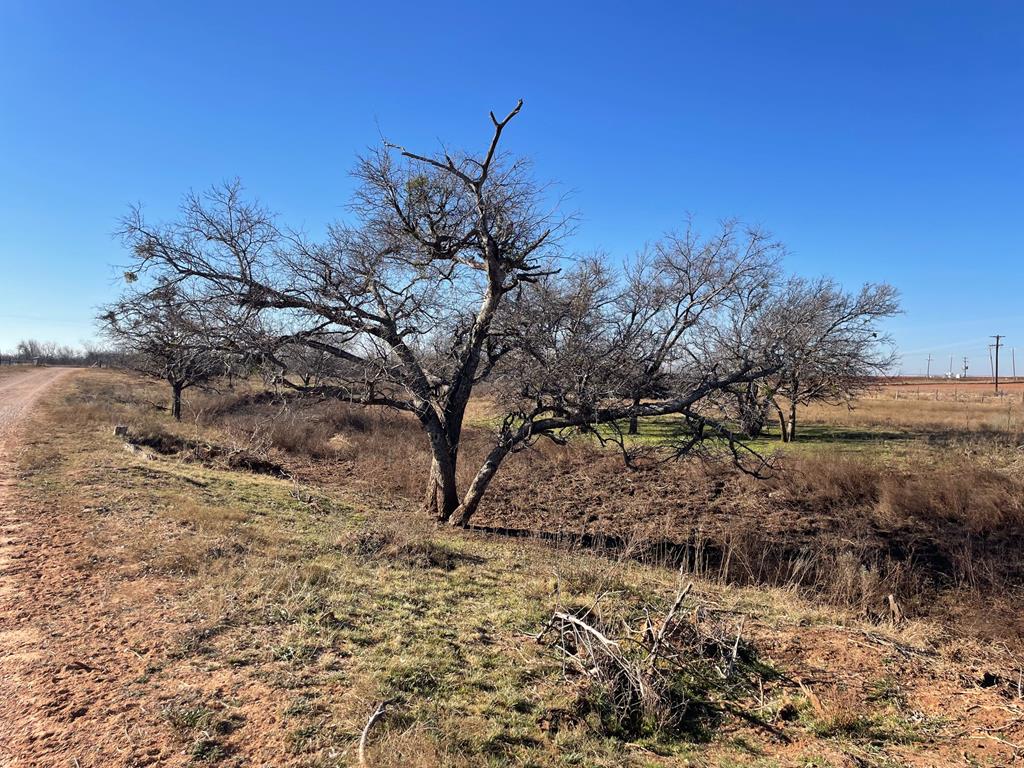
[0,367,74,499]
[0,368,195,767]
[0,368,84,766]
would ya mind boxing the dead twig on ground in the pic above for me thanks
[358,700,390,767]
[647,579,692,665]
[537,580,773,739]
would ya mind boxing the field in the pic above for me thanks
[5,369,1024,766]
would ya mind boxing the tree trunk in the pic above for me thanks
[737,386,767,438]
[171,383,183,421]
[449,441,513,528]
[423,456,460,521]
[788,400,798,442]
[774,401,790,443]
[627,394,641,435]
[422,423,460,521]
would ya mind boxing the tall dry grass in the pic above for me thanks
[65,371,1024,621]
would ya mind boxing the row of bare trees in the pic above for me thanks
[0,339,121,367]
[99,103,899,525]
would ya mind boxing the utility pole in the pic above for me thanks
[926,354,933,378]
[992,335,1003,393]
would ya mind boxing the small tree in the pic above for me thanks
[760,277,900,442]
[617,222,781,434]
[99,282,225,420]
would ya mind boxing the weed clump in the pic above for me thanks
[337,513,471,570]
[162,701,243,762]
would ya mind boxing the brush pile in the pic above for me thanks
[536,577,779,739]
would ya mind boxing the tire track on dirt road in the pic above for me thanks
[1,367,283,767]
[0,368,73,441]
[0,368,74,464]
[0,368,80,765]
[0,367,76,586]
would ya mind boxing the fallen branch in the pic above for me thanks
[725,617,746,678]
[549,611,621,650]
[647,580,693,665]
[358,700,390,767]
[538,584,774,741]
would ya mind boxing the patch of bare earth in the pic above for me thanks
[0,373,304,767]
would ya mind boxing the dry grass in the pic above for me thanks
[39,376,1024,626]
[0,363,37,382]
[75,371,1024,625]
[804,388,1024,434]
[11,368,1024,766]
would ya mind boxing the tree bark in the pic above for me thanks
[788,400,798,442]
[774,401,790,443]
[449,441,513,527]
[737,386,766,438]
[422,423,460,521]
[627,394,641,435]
[170,382,183,421]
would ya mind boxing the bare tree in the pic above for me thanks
[758,278,900,442]
[11,339,88,366]
[451,247,786,524]
[15,339,43,362]
[617,222,782,434]
[115,103,797,525]
[99,282,226,420]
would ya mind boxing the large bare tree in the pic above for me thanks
[115,103,792,524]
[617,221,781,434]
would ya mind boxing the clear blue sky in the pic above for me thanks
[1,1,1021,374]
